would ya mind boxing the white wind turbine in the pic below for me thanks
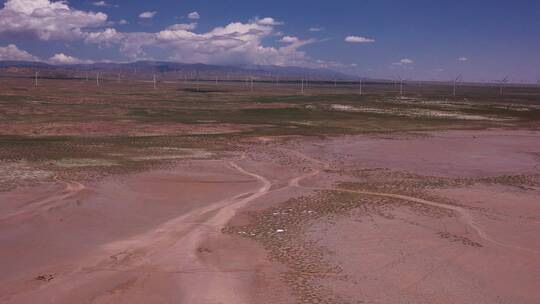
[396,75,404,97]
[353,65,363,96]
[453,74,462,97]
[498,75,509,96]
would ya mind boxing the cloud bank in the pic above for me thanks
[0,0,107,40]
[0,0,327,67]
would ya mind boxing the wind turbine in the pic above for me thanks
[453,74,462,97]
[498,75,509,97]
[354,66,363,96]
[34,71,38,87]
[195,70,200,91]
[396,75,404,97]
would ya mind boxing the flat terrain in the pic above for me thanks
[0,77,539,303]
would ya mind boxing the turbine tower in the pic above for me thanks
[499,76,509,97]
[396,75,404,97]
[453,74,462,97]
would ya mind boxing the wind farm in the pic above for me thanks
[1,1,540,303]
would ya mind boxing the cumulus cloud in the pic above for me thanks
[49,53,93,64]
[139,11,156,19]
[85,28,123,45]
[187,11,200,20]
[0,4,329,69]
[255,17,283,26]
[0,44,39,61]
[309,27,324,32]
[84,28,154,58]
[156,20,313,65]
[393,58,414,65]
[345,35,375,43]
[83,17,317,66]
[0,0,108,40]
[117,19,128,25]
[458,57,468,62]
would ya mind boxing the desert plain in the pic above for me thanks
[0,78,539,303]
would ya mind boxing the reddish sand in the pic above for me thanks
[294,129,540,303]
[1,129,539,303]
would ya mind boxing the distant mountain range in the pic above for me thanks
[0,60,354,81]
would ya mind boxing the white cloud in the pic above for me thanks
[255,17,283,26]
[280,36,299,43]
[400,58,413,64]
[0,44,39,61]
[85,28,124,45]
[49,53,93,64]
[0,7,330,69]
[187,11,200,20]
[92,1,108,7]
[309,27,324,32]
[84,17,318,66]
[0,0,108,40]
[167,23,197,31]
[118,19,128,25]
[345,35,375,43]
[139,11,157,19]
[458,57,468,62]
[393,58,414,65]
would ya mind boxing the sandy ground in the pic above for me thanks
[1,129,539,303]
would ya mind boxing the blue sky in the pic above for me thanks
[0,0,539,82]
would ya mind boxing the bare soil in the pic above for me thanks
[0,129,539,303]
